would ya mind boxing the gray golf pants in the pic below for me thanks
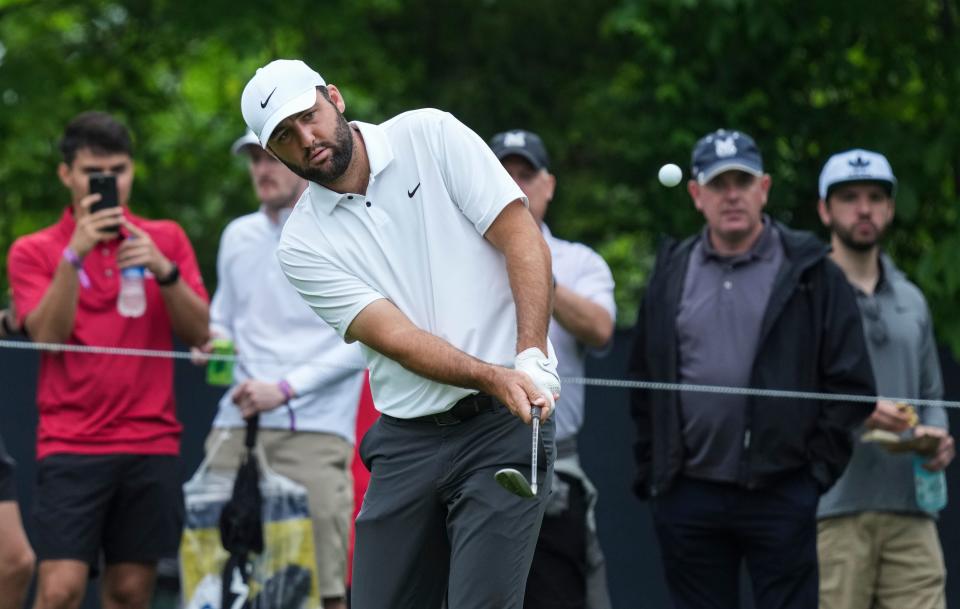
[352,403,555,609]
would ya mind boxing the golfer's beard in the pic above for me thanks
[281,113,354,185]
[833,221,887,252]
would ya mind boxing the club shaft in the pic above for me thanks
[531,407,540,494]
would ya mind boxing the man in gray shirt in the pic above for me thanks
[628,129,875,609]
[816,148,955,609]
[677,214,783,481]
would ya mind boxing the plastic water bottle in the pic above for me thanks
[914,455,948,513]
[117,266,147,317]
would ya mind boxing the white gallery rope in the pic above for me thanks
[562,377,959,409]
[3,339,960,409]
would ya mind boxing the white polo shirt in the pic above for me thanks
[543,224,616,441]
[210,208,368,443]
[277,109,527,419]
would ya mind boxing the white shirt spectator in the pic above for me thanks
[277,109,527,419]
[210,208,367,442]
[543,224,616,440]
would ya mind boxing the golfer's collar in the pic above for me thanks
[355,120,393,178]
[309,120,395,216]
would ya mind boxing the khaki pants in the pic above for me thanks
[205,428,354,600]
[818,512,946,609]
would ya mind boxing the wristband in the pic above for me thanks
[277,380,296,431]
[278,379,294,402]
[62,247,91,289]
[156,263,180,287]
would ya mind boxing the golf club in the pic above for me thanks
[495,406,541,499]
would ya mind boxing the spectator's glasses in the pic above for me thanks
[860,297,889,346]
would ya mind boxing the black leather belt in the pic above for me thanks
[394,393,501,426]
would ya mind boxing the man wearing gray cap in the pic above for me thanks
[192,131,368,609]
[239,59,561,609]
[627,129,876,608]
[816,148,954,609]
[490,129,615,609]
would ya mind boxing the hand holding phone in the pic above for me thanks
[88,173,120,233]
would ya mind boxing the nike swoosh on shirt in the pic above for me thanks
[260,87,277,109]
[407,182,421,198]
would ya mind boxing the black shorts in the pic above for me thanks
[32,453,184,574]
[0,433,15,502]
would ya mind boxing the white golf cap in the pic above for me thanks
[230,129,261,155]
[241,59,326,147]
[818,148,897,199]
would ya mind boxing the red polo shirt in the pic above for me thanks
[8,207,209,459]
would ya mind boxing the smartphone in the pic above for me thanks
[88,173,120,233]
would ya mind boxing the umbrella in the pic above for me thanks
[220,415,264,608]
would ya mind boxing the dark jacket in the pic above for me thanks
[627,222,876,499]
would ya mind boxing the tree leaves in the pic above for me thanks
[1,0,958,353]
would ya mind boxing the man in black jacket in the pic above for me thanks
[628,129,876,609]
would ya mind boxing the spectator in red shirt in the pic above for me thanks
[7,112,209,609]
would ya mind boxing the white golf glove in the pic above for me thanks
[514,338,561,411]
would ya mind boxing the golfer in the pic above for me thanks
[240,59,561,609]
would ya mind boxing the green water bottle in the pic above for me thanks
[206,338,235,386]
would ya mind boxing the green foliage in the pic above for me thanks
[580,0,960,344]
[1,0,959,353]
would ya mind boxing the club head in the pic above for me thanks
[495,468,536,499]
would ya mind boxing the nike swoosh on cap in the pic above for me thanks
[260,87,277,109]
[407,182,421,198]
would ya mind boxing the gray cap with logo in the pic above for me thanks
[489,130,551,171]
[690,129,763,184]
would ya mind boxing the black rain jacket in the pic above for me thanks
[627,222,876,499]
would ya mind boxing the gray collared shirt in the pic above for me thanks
[818,254,947,518]
[676,218,785,482]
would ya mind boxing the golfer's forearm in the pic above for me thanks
[483,201,552,354]
[504,237,552,354]
[383,327,499,394]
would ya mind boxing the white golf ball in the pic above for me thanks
[658,163,683,187]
